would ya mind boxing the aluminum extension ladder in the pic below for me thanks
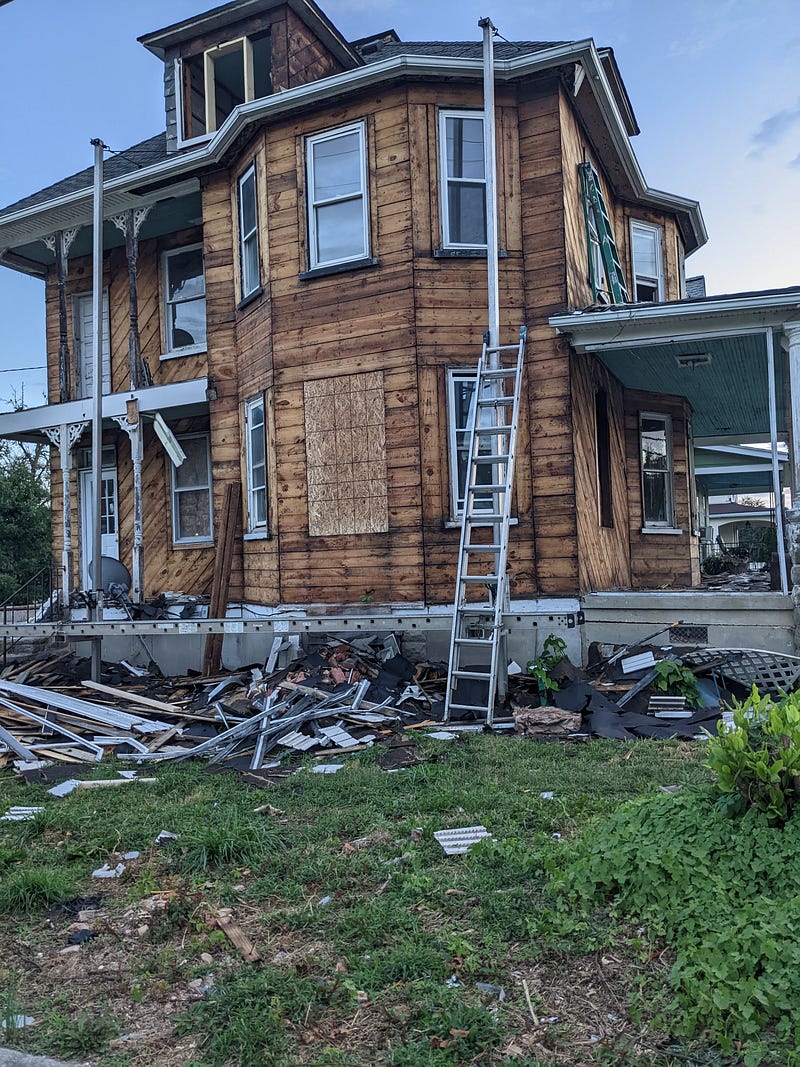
[444,326,526,724]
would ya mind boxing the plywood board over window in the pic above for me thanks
[304,370,388,536]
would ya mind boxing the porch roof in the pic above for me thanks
[0,377,209,444]
[550,288,800,441]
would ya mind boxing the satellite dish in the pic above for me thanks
[88,556,132,596]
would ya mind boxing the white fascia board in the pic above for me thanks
[0,376,208,438]
[550,292,800,350]
[699,443,788,460]
[697,464,774,475]
[0,41,702,252]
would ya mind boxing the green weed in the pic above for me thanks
[0,866,76,913]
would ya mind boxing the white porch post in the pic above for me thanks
[785,322,800,500]
[766,329,788,594]
[43,422,88,607]
[113,399,144,602]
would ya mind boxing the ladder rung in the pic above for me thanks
[477,396,514,406]
[453,669,492,680]
[468,484,506,493]
[481,368,517,379]
[473,426,512,435]
[461,575,498,584]
[468,514,504,523]
[447,702,491,713]
[463,544,501,553]
[454,637,494,646]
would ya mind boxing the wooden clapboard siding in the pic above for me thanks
[285,7,346,88]
[570,352,631,591]
[624,388,699,589]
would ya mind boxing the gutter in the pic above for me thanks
[0,43,706,253]
[551,289,800,330]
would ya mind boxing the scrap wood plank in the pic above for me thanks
[210,909,260,962]
[203,481,242,676]
[82,679,184,717]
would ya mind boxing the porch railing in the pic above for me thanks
[1,563,62,668]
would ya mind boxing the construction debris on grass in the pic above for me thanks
[1,631,798,788]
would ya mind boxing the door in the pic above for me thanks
[79,462,119,590]
[74,291,111,399]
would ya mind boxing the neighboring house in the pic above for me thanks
[707,501,777,558]
[0,0,798,638]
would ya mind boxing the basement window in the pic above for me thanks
[631,220,665,302]
[640,413,675,528]
[180,33,271,140]
[439,110,487,248]
[171,433,213,544]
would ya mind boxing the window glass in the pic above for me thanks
[441,112,487,247]
[246,396,267,530]
[448,372,495,516]
[238,165,260,298]
[640,415,673,526]
[164,246,207,352]
[171,434,212,542]
[307,123,368,269]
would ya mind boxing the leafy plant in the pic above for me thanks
[526,634,568,701]
[705,686,800,825]
[652,659,702,709]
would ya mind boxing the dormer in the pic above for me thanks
[139,0,362,152]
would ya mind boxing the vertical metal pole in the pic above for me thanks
[90,139,106,679]
[766,328,788,595]
[480,17,500,368]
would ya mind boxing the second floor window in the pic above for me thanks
[631,220,665,301]
[440,110,487,248]
[238,164,260,299]
[163,245,207,356]
[306,122,369,270]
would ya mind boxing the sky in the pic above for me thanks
[0,0,797,411]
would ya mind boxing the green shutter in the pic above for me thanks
[578,163,629,305]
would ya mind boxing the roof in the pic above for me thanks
[709,502,771,516]
[0,134,168,218]
[358,40,564,62]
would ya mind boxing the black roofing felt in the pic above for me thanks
[0,133,169,219]
[357,40,564,62]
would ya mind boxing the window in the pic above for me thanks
[238,164,260,299]
[640,414,674,527]
[439,110,487,248]
[595,389,613,528]
[245,395,267,532]
[306,122,369,270]
[447,370,496,517]
[171,433,213,543]
[163,245,207,356]
[631,220,665,302]
[180,34,271,140]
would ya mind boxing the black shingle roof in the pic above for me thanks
[358,40,564,62]
[0,133,168,219]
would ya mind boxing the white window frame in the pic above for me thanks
[204,37,254,134]
[170,432,213,544]
[244,394,268,534]
[630,220,665,302]
[447,368,502,520]
[639,412,676,530]
[438,109,487,249]
[162,243,207,358]
[237,163,260,299]
[306,121,369,270]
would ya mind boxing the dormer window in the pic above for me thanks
[180,33,271,141]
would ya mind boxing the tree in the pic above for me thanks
[0,453,52,602]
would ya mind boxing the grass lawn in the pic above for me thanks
[0,735,735,1065]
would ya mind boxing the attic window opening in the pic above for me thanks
[181,33,271,140]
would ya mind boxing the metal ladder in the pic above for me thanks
[444,327,526,725]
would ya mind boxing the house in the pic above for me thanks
[0,0,798,667]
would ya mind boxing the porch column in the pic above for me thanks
[111,208,152,392]
[785,322,800,500]
[766,329,788,594]
[43,421,88,606]
[113,400,144,602]
[43,229,80,403]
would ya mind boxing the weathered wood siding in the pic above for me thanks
[571,352,631,590]
[624,388,700,589]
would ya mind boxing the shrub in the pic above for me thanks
[705,686,800,825]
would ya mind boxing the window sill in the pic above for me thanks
[237,286,263,312]
[445,517,519,530]
[434,248,508,259]
[243,529,270,541]
[299,256,378,281]
[160,344,207,361]
[172,540,215,549]
[641,527,683,535]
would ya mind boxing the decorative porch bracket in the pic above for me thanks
[43,421,88,607]
[42,229,80,403]
[110,208,153,393]
[112,401,144,603]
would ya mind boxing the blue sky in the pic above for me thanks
[0,0,797,410]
